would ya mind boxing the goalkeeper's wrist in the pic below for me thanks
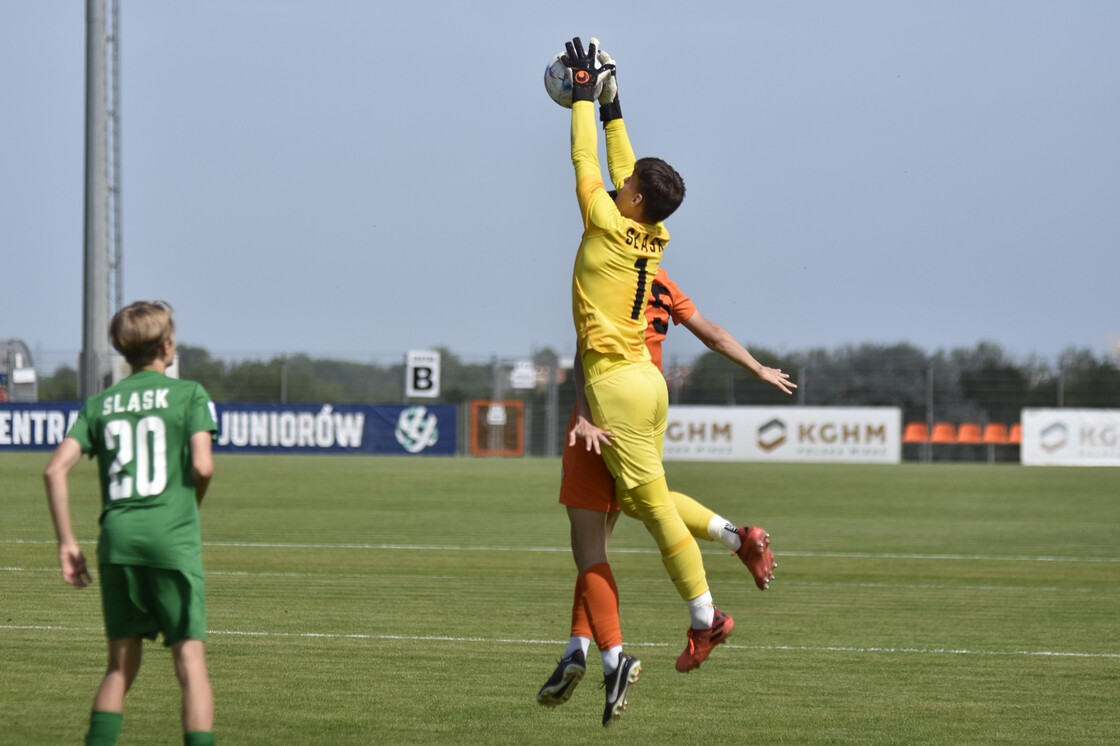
[571,87,596,103]
[599,98,623,123]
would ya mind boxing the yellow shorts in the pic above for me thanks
[582,352,667,491]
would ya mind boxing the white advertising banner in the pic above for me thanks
[664,406,901,463]
[1021,408,1120,466]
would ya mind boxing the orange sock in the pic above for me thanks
[570,572,593,640]
[580,562,623,650]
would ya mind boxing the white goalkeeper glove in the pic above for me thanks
[596,45,618,105]
[594,45,622,122]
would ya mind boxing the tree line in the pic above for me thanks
[34,341,1120,426]
[682,341,1120,424]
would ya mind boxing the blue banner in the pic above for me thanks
[0,402,457,455]
[0,403,79,450]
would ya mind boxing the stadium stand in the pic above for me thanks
[902,422,930,443]
[929,422,957,444]
[956,423,982,444]
[981,423,1008,445]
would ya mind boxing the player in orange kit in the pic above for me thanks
[538,266,794,715]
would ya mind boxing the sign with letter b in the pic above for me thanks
[406,350,441,399]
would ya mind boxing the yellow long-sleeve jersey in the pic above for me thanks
[570,100,670,363]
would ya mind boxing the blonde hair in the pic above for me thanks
[109,300,176,368]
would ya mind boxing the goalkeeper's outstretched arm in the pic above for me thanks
[595,48,635,191]
[565,37,612,222]
[571,99,602,194]
[565,37,635,229]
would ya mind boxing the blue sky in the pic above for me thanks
[3,1,1118,371]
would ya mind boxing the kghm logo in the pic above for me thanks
[758,418,786,452]
[1040,422,1067,453]
[797,422,888,444]
[396,405,439,454]
[665,420,732,442]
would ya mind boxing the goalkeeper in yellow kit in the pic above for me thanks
[562,37,734,678]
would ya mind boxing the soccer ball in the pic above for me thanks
[543,52,604,109]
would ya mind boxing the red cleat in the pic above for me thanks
[736,526,775,590]
[676,608,735,672]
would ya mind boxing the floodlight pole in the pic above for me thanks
[108,0,123,313]
[80,0,112,398]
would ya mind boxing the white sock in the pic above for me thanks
[565,636,591,659]
[601,645,623,674]
[687,591,715,629]
[708,516,742,552]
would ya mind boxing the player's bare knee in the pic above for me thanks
[171,639,209,684]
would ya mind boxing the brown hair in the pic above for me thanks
[109,300,175,368]
[634,157,685,224]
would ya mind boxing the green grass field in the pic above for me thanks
[2,453,1118,744]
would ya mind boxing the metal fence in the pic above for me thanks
[16,346,1120,462]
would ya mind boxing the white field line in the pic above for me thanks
[2,623,1118,659]
[3,538,1119,564]
[2,566,1111,593]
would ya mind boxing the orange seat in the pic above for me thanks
[982,423,1009,444]
[1007,423,1022,444]
[956,423,982,444]
[929,422,957,444]
[902,422,930,443]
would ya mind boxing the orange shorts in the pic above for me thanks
[557,409,619,513]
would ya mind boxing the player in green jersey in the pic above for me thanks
[44,300,218,746]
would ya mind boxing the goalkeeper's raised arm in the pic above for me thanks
[566,37,617,227]
[594,48,635,193]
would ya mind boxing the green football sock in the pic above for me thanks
[184,731,216,746]
[85,711,123,746]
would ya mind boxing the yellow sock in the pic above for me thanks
[619,477,709,600]
[669,491,718,541]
